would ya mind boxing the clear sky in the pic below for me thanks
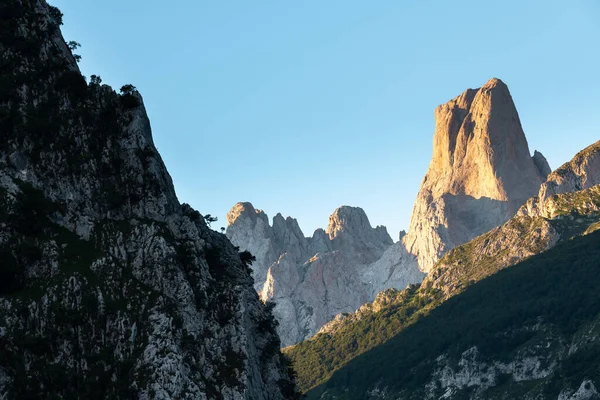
[52,0,599,239]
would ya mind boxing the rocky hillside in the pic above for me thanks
[307,229,600,399]
[0,1,298,398]
[287,142,600,394]
[226,203,424,346]
[519,140,600,218]
[427,184,600,296]
[403,78,550,272]
[428,139,600,296]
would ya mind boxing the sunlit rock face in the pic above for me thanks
[227,204,424,346]
[0,1,297,398]
[403,78,549,272]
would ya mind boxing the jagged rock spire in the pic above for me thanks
[404,78,548,272]
[226,203,420,346]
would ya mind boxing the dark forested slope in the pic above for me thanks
[0,1,298,398]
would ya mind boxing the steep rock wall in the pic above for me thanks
[0,1,298,398]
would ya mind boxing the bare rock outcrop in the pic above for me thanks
[226,202,280,290]
[403,78,548,272]
[520,141,600,217]
[426,138,600,298]
[361,242,422,299]
[532,150,552,178]
[326,206,393,264]
[227,204,423,346]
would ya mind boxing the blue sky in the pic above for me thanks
[52,0,600,239]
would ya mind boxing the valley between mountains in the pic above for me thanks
[227,79,600,399]
[227,77,557,347]
[1,1,599,399]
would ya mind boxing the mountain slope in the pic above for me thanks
[0,1,298,398]
[520,140,600,218]
[428,184,600,296]
[307,229,600,399]
[424,140,600,297]
[287,144,600,393]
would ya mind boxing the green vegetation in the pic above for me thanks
[89,74,102,86]
[0,181,62,295]
[428,215,555,292]
[119,84,137,94]
[584,220,600,235]
[286,284,443,391]
[290,185,600,394]
[307,230,600,399]
[203,213,218,227]
[239,250,256,269]
[67,40,80,51]
[119,84,140,108]
[67,40,81,62]
[547,185,600,217]
[48,5,63,26]
[278,355,303,400]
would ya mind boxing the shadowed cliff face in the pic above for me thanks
[404,78,549,272]
[0,1,299,398]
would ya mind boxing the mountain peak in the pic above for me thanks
[405,78,546,271]
[481,76,507,90]
[429,77,543,202]
[226,201,268,225]
[326,206,372,239]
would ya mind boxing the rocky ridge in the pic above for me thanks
[228,78,555,347]
[426,140,600,297]
[0,1,298,398]
[426,183,600,296]
[519,140,600,218]
[226,203,424,346]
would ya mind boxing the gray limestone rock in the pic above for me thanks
[361,243,425,299]
[226,202,281,291]
[227,204,421,346]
